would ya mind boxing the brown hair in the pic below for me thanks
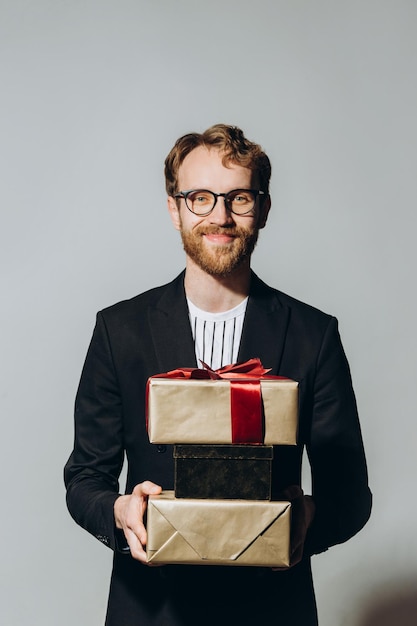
[164,123,271,197]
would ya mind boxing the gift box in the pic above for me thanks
[146,491,291,567]
[174,444,273,500]
[146,363,298,445]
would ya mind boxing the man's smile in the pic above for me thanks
[203,232,236,245]
[195,226,239,245]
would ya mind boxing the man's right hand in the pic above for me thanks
[114,481,162,563]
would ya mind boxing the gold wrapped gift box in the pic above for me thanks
[147,377,298,445]
[146,491,291,567]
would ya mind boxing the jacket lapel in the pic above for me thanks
[238,273,290,375]
[149,272,198,372]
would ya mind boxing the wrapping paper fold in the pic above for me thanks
[146,360,298,445]
[146,491,291,567]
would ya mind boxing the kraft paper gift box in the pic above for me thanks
[146,372,299,445]
[146,491,291,567]
[174,444,273,500]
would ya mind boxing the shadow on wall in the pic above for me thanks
[357,580,417,626]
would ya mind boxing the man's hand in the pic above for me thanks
[114,481,162,563]
[272,485,316,570]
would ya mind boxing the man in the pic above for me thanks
[65,124,372,625]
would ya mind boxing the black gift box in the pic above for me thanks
[174,444,273,500]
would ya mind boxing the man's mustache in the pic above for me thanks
[195,225,241,236]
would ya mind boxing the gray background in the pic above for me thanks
[1,1,416,625]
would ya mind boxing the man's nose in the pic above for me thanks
[208,196,234,225]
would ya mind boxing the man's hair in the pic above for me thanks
[164,123,271,197]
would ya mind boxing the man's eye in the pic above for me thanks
[190,193,211,204]
[233,194,251,204]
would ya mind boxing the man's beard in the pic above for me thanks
[179,223,260,277]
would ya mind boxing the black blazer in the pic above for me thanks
[64,272,371,626]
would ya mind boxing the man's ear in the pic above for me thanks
[167,196,181,231]
[258,194,271,229]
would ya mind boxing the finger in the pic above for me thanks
[124,503,147,542]
[134,481,162,496]
[124,526,148,563]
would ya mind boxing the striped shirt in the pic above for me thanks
[187,297,248,370]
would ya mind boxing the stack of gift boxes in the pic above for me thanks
[145,361,299,568]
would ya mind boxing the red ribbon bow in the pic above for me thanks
[149,358,281,444]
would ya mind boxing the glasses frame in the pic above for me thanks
[174,188,265,216]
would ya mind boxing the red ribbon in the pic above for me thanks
[148,358,287,444]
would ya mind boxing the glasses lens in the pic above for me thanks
[186,190,215,215]
[226,189,256,214]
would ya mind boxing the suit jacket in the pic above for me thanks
[64,271,372,626]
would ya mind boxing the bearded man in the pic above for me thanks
[64,124,372,625]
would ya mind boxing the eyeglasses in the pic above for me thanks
[174,188,265,216]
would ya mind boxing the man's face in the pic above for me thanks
[167,146,269,277]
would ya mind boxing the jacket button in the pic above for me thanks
[156,445,167,453]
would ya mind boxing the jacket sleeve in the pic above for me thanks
[304,316,372,555]
[64,312,125,551]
